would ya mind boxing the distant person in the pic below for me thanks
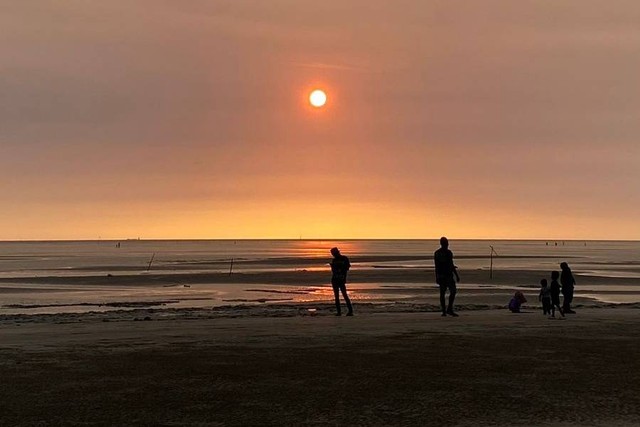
[329,247,353,316]
[434,237,460,317]
[560,262,576,314]
[549,271,565,318]
[538,279,552,316]
[508,291,527,313]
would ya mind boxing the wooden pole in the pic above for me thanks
[147,253,155,271]
[489,246,498,279]
[490,248,493,279]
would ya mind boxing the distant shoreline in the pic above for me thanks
[2,238,640,242]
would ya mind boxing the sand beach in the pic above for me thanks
[2,305,640,426]
[2,240,640,425]
[5,0,640,424]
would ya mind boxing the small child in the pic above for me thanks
[539,279,552,315]
[508,291,527,313]
[549,271,565,318]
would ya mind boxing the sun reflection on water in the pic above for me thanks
[290,240,363,258]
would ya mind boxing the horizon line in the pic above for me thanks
[1,238,639,243]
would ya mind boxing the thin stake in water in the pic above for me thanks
[147,253,155,271]
[489,246,499,279]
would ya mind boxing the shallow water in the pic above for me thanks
[2,239,639,275]
[1,239,639,314]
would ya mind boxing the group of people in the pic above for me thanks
[508,263,577,318]
[330,237,577,318]
[536,263,577,317]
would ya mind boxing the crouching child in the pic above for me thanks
[509,291,527,313]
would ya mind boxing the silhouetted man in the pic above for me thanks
[434,237,460,317]
[330,247,353,316]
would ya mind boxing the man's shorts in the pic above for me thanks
[332,277,347,290]
[437,276,457,293]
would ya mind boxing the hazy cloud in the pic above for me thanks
[1,1,639,238]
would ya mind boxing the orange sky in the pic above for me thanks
[1,1,639,240]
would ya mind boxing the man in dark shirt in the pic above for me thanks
[330,247,353,316]
[434,237,460,317]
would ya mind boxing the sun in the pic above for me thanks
[309,89,327,108]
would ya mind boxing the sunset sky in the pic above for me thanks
[2,1,639,240]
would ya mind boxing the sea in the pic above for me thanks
[1,240,639,315]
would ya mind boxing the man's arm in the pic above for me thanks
[345,257,351,271]
[451,251,460,282]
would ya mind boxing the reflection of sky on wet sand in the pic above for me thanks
[2,240,640,314]
[3,280,640,315]
[578,294,640,304]
[577,271,640,279]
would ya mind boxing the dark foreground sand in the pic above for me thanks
[2,308,640,426]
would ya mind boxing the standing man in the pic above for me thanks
[434,237,460,317]
[330,247,353,316]
[560,262,576,314]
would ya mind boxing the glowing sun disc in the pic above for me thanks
[309,89,327,107]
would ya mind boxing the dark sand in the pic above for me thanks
[2,307,640,426]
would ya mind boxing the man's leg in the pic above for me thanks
[339,283,353,315]
[447,283,458,316]
[566,291,575,313]
[332,283,341,316]
[439,284,447,315]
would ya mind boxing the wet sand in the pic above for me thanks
[4,267,640,287]
[3,267,640,316]
[2,258,640,425]
[2,307,640,426]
